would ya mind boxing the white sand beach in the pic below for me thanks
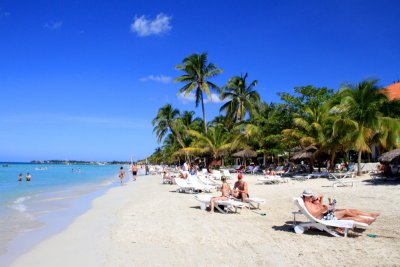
[10,173,400,266]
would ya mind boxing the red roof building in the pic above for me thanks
[383,82,400,100]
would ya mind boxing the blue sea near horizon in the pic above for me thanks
[0,163,137,266]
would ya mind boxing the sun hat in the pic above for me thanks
[237,174,243,179]
[302,189,314,197]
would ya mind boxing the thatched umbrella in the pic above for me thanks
[233,149,257,167]
[291,151,313,161]
[304,145,318,152]
[378,148,400,164]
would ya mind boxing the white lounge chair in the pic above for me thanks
[211,170,222,180]
[197,175,219,186]
[292,197,368,237]
[222,169,232,179]
[161,174,173,184]
[188,175,215,193]
[328,172,357,187]
[174,178,197,193]
[251,166,260,174]
[195,194,249,214]
[246,197,266,209]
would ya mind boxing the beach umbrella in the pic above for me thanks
[232,149,257,167]
[291,151,313,161]
[378,148,400,164]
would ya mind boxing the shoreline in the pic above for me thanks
[10,173,400,266]
[0,177,120,267]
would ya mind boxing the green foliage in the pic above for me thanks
[278,85,334,112]
[220,73,261,123]
[174,53,223,133]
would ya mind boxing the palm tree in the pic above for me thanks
[174,53,223,134]
[177,126,238,164]
[220,73,261,123]
[152,104,185,148]
[333,80,390,175]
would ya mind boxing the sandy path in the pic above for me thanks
[11,173,400,266]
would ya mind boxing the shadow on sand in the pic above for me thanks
[272,221,365,238]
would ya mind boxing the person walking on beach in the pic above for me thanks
[26,173,31,182]
[18,173,23,182]
[145,164,149,175]
[119,167,125,184]
[132,165,138,181]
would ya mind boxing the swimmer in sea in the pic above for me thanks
[26,173,31,182]
[18,173,23,182]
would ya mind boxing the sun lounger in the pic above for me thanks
[211,170,222,180]
[174,178,198,193]
[161,174,173,184]
[222,169,232,179]
[292,197,368,237]
[188,175,215,192]
[246,197,266,209]
[307,171,329,179]
[328,172,357,187]
[195,194,249,214]
[197,175,220,186]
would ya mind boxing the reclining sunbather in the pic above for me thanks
[209,177,231,213]
[163,171,174,183]
[302,189,380,224]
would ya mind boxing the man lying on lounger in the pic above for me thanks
[232,174,249,202]
[302,189,380,224]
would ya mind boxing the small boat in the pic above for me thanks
[35,167,48,170]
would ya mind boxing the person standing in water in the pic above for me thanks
[132,165,138,181]
[26,173,31,182]
[18,173,23,182]
[119,167,125,184]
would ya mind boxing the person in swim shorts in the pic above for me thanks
[132,165,138,181]
[232,174,249,202]
[302,189,379,224]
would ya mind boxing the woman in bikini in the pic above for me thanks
[209,176,231,213]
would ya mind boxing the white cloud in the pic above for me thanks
[178,92,224,104]
[130,13,172,37]
[139,75,172,83]
[44,21,63,30]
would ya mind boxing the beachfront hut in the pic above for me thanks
[378,148,400,176]
[378,148,400,164]
[233,149,257,167]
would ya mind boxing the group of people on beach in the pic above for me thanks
[118,165,140,184]
[209,174,249,213]
[18,173,31,182]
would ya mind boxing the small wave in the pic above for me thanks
[11,196,32,212]
[13,196,31,204]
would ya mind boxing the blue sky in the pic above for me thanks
[0,0,399,162]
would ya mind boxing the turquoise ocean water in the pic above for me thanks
[0,163,134,266]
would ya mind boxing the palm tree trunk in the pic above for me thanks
[200,91,207,134]
[357,150,362,176]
